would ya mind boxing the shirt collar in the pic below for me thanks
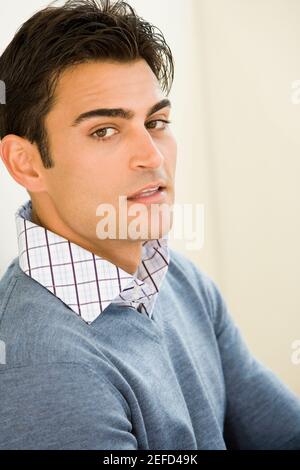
[15,200,170,325]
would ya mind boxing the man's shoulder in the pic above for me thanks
[0,257,24,318]
[0,256,20,289]
[168,247,210,281]
[0,257,94,368]
[0,256,72,322]
[167,247,224,324]
[168,247,218,293]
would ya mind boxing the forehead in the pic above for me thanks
[52,59,163,114]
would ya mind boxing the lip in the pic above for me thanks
[127,180,167,199]
[127,187,167,205]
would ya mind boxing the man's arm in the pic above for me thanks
[205,275,300,449]
[0,362,137,450]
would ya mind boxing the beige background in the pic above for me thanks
[0,0,299,394]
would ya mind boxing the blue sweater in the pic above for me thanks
[0,249,300,450]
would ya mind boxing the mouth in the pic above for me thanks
[127,186,167,204]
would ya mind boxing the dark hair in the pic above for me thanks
[0,0,174,168]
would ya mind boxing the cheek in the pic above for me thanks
[163,137,177,174]
[170,135,178,159]
[51,159,119,212]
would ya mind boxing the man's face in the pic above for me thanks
[41,59,177,244]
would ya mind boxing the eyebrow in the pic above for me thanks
[71,98,171,127]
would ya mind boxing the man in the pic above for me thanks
[0,0,299,450]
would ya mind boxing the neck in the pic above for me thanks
[30,198,145,275]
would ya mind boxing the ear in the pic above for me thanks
[0,134,47,192]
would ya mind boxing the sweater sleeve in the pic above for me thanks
[204,275,300,449]
[0,362,137,450]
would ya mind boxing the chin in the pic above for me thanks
[124,206,173,241]
[128,221,172,241]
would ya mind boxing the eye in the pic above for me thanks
[90,119,172,142]
[91,127,117,141]
[146,119,172,130]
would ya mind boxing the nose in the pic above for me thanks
[128,127,164,170]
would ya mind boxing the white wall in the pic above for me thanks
[192,0,300,395]
[0,0,299,394]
